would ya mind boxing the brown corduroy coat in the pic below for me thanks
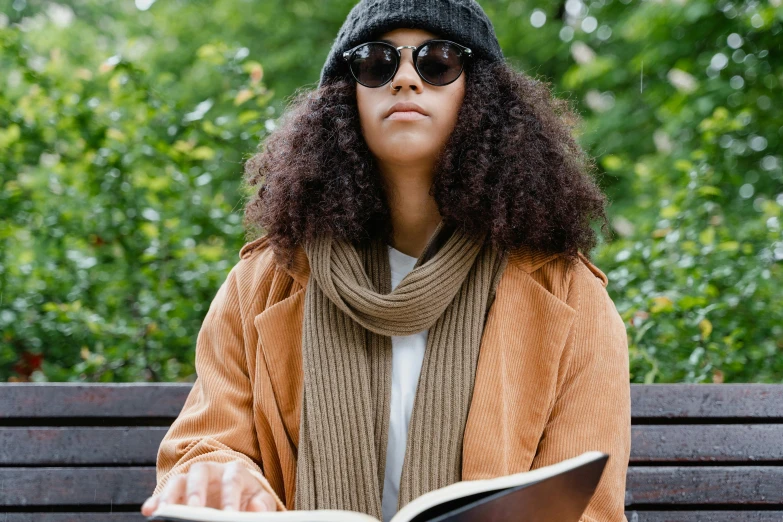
[154,235,631,522]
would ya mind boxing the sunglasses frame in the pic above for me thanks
[341,39,473,88]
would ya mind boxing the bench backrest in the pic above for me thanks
[1,383,781,521]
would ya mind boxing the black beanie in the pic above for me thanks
[318,0,504,88]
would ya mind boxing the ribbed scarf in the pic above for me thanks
[295,220,508,519]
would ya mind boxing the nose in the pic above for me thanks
[390,47,423,91]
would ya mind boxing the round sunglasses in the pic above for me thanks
[341,39,473,88]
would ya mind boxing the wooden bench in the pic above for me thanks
[1,383,781,521]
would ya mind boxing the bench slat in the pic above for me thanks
[4,466,783,507]
[630,424,783,462]
[626,466,783,505]
[2,515,145,521]
[0,427,169,465]
[5,383,783,420]
[5,424,782,466]
[0,384,192,419]
[0,467,155,506]
[623,512,783,521]
[630,384,783,420]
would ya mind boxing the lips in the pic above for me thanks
[385,101,429,118]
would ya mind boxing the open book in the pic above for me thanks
[148,450,609,522]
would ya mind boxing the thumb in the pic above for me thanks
[141,495,160,516]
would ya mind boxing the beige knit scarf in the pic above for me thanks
[295,220,508,519]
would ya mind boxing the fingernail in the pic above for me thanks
[188,495,200,506]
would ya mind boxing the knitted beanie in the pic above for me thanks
[318,0,504,88]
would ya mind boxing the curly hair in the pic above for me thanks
[242,57,611,270]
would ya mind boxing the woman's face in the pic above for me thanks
[355,28,466,170]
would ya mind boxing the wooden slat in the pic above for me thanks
[0,383,192,419]
[0,467,155,506]
[2,515,145,521]
[631,424,783,462]
[7,424,779,467]
[4,383,783,420]
[0,427,168,465]
[4,466,783,507]
[624,512,783,522]
[625,466,783,505]
[630,384,783,420]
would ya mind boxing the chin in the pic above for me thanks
[381,144,436,163]
[382,133,434,151]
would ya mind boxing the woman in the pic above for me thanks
[141,1,631,521]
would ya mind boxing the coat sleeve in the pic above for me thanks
[153,263,287,512]
[528,259,631,522]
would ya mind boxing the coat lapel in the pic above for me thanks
[254,289,305,450]
[253,244,310,449]
[461,249,577,479]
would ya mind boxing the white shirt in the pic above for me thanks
[381,245,428,522]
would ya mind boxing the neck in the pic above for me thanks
[379,161,442,259]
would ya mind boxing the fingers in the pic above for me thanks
[185,462,210,507]
[159,472,187,507]
[141,461,278,514]
[220,461,243,511]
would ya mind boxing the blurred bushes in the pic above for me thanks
[0,11,275,381]
[0,0,781,383]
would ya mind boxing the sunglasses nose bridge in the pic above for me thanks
[395,45,418,63]
[394,45,419,77]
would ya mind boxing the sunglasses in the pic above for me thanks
[341,39,473,88]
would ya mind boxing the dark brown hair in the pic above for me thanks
[242,58,611,270]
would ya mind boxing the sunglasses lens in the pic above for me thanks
[349,43,397,87]
[417,41,465,85]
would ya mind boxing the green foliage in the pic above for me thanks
[1,0,781,383]
[0,12,275,381]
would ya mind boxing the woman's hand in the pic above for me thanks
[140,461,279,516]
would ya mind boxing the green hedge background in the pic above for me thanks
[1,0,781,383]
